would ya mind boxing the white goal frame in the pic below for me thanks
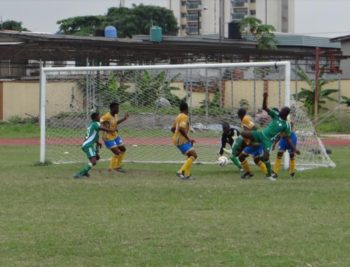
[39,61,291,164]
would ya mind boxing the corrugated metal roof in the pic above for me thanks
[274,34,341,48]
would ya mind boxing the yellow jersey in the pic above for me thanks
[172,113,190,146]
[241,115,255,130]
[100,112,118,141]
[241,115,256,145]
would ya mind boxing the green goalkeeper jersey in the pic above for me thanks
[82,121,100,148]
[262,109,291,141]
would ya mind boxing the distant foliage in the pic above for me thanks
[57,4,178,37]
[0,20,28,31]
[131,70,181,107]
[294,66,338,115]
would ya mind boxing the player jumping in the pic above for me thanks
[240,93,299,181]
[171,102,198,180]
[74,112,112,178]
[100,102,129,173]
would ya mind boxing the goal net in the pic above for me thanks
[39,62,336,170]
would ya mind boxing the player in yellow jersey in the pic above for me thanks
[100,102,129,173]
[171,102,198,180]
[236,108,268,179]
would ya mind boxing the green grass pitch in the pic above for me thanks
[1,145,350,266]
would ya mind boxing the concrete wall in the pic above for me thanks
[1,79,349,121]
[0,81,83,121]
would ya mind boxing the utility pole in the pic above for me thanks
[314,47,321,121]
[219,0,225,40]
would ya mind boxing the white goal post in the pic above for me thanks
[39,61,335,170]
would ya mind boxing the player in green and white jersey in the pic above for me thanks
[241,93,300,181]
[74,112,112,178]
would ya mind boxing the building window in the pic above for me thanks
[250,10,256,15]
[250,0,256,3]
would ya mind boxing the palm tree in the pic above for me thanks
[294,66,338,116]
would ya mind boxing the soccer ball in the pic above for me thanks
[218,156,229,166]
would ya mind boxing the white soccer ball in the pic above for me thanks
[218,156,229,166]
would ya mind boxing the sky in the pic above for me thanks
[1,0,350,37]
[0,0,168,33]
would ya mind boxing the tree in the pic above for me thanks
[239,17,277,50]
[57,5,178,37]
[132,70,180,107]
[98,73,131,106]
[57,16,105,36]
[294,66,338,115]
[0,20,28,31]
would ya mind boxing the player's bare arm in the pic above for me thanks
[97,141,103,149]
[272,135,281,151]
[117,112,129,125]
[262,92,271,113]
[99,126,114,133]
[179,128,195,144]
[286,136,300,155]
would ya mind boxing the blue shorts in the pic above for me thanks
[242,144,263,158]
[278,132,297,153]
[177,142,193,154]
[104,136,123,149]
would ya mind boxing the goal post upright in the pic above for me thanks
[284,61,291,169]
[39,66,47,163]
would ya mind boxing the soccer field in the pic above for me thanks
[1,145,350,266]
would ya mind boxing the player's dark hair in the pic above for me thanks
[237,108,246,118]
[91,112,99,120]
[179,101,188,112]
[222,122,230,129]
[109,102,119,109]
[280,106,290,119]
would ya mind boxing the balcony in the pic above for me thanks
[232,13,246,20]
[232,0,247,7]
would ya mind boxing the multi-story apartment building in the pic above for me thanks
[231,0,257,20]
[168,0,295,37]
[168,0,231,37]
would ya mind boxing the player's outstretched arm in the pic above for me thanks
[262,92,271,113]
[117,112,129,125]
[286,136,300,155]
[272,135,281,151]
[99,126,114,133]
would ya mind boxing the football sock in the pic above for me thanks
[182,156,195,177]
[116,153,125,169]
[110,155,119,170]
[79,162,92,175]
[257,160,268,175]
[289,158,296,174]
[230,156,242,170]
[273,157,282,175]
[241,160,251,173]
[265,160,272,176]
[231,137,243,155]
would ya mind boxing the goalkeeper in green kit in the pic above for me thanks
[74,112,113,179]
